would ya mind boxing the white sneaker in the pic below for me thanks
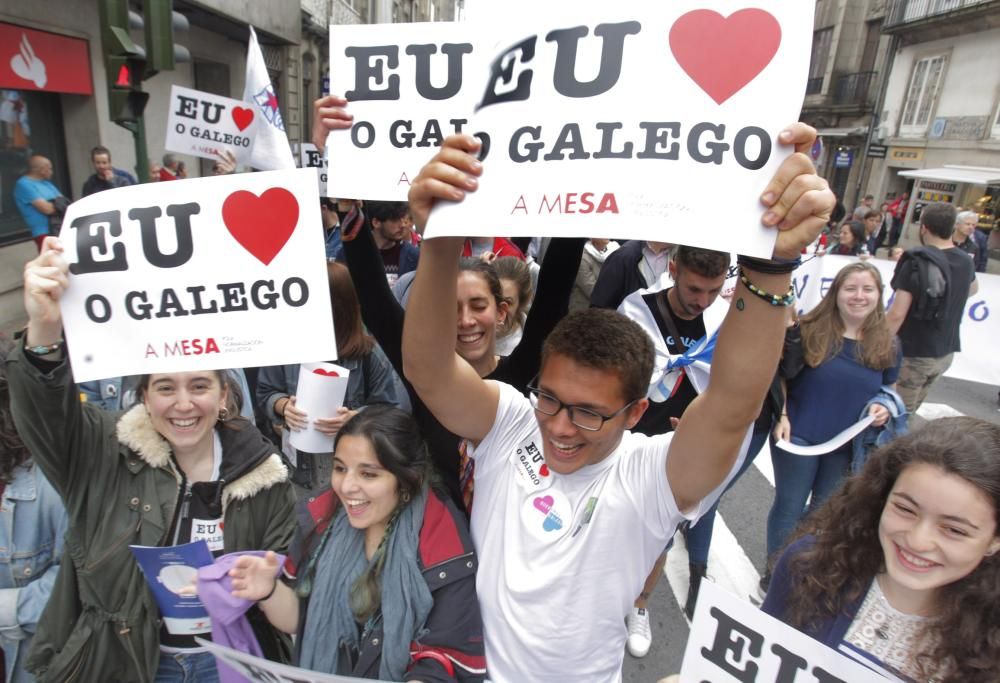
[626,606,652,657]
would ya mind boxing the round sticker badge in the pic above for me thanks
[520,488,571,542]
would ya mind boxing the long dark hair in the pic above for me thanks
[782,417,1000,682]
[333,405,431,621]
[328,261,374,359]
[0,337,32,484]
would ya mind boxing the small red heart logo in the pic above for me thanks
[669,9,781,105]
[539,464,550,477]
[231,106,254,131]
[313,368,340,377]
[221,188,299,265]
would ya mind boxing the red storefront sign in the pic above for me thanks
[0,22,93,95]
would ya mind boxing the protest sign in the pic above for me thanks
[424,0,814,258]
[58,169,336,382]
[327,21,487,201]
[197,639,390,682]
[681,581,887,682]
[166,85,259,165]
[298,142,328,195]
[792,254,1000,387]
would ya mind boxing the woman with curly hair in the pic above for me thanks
[766,262,901,563]
[763,417,1000,682]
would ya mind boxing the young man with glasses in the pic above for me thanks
[401,131,833,682]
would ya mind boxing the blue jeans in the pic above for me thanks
[766,438,851,559]
[685,426,769,565]
[154,650,220,683]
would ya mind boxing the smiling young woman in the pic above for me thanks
[763,417,1000,683]
[766,262,901,566]
[8,238,297,683]
[228,405,485,681]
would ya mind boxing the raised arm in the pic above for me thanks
[503,237,586,390]
[8,238,116,502]
[668,126,834,512]
[402,136,500,443]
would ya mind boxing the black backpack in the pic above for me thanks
[902,247,950,321]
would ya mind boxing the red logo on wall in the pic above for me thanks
[0,22,93,95]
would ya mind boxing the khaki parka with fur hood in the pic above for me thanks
[6,343,296,683]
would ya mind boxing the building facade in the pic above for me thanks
[866,0,1000,243]
[802,0,895,211]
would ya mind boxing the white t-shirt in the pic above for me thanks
[469,382,720,682]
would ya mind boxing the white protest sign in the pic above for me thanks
[289,362,350,453]
[58,169,336,382]
[166,85,259,165]
[791,254,1000,387]
[196,638,389,682]
[425,0,814,258]
[299,142,328,195]
[327,21,487,200]
[681,581,887,682]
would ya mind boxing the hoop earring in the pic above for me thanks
[400,490,411,504]
[218,407,230,422]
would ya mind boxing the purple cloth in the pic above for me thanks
[198,551,285,683]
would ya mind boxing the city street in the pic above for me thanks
[621,375,999,681]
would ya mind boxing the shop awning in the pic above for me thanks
[817,126,868,137]
[899,165,1000,186]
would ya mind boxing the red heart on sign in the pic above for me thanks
[313,368,340,377]
[232,106,254,131]
[221,188,299,265]
[539,464,550,477]
[669,9,781,105]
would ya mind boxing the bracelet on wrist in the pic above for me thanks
[737,254,801,275]
[25,340,64,357]
[739,267,795,307]
[261,577,278,602]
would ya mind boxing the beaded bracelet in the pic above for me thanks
[736,254,801,275]
[739,267,795,307]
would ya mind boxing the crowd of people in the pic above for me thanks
[0,95,997,683]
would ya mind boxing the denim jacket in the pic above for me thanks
[851,387,908,474]
[0,464,68,683]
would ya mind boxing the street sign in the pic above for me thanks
[866,144,887,159]
[833,149,854,168]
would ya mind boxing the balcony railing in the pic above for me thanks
[885,0,995,28]
[806,77,824,96]
[833,71,877,106]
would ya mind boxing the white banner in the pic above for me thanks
[166,85,259,165]
[424,0,814,258]
[792,255,1000,387]
[328,21,487,201]
[197,639,389,682]
[681,581,888,682]
[58,169,336,382]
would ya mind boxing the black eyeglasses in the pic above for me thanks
[526,384,636,432]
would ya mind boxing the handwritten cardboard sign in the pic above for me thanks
[58,169,335,382]
[681,581,887,682]
[166,85,260,165]
[424,0,814,258]
[327,21,488,201]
